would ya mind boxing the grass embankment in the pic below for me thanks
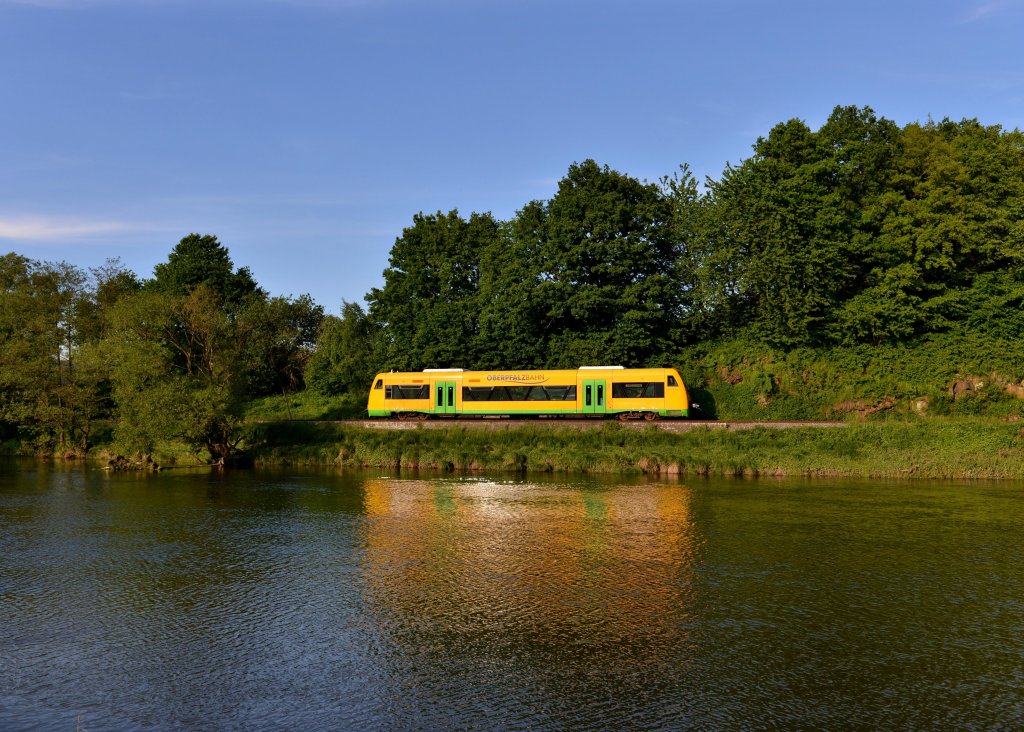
[243,418,1024,479]
[679,333,1024,422]
[245,391,365,421]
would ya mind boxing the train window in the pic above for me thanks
[437,387,444,407]
[613,383,644,398]
[543,386,576,401]
[545,386,567,401]
[462,385,578,401]
[667,375,678,387]
[612,382,665,399]
[585,385,592,406]
[375,379,383,390]
[386,385,429,400]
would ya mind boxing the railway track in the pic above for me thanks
[342,419,848,432]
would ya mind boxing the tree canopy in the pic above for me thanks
[1,235,320,461]
[4,105,1024,456]
[150,233,264,308]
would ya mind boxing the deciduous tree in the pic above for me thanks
[107,285,251,464]
[306,301,379,396]
[532,160,680,366]
[367,210,499,369]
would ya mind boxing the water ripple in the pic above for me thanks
[1,467,1023,730]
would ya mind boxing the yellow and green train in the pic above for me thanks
[367,367,689,420]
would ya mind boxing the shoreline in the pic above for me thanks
[241,418,1024,480]
[5,418,1023,481]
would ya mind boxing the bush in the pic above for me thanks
[678,329,1024,421]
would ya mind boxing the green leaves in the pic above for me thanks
[831,264,925,345]
[306,302,377,397]
[100,238,324,462]
[0,254,122,452]
[5,105,1024,452]
[492,161,685,367]
[363,161,691,370]
[701,106,1024,348]
[367,210,499,370]
[150,233,264,308]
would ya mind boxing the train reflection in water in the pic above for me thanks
[356,477,702,724]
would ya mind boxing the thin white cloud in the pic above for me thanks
[959,0,1021,22]
[0,0,427,8]
[1,0,205,5]
[0,215,147,241]
[0,0,97,6]
[0,0,392,6]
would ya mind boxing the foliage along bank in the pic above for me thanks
[312,106,1024,423]
[1,236,322,462]
[243,419,1024,480]
[3,105,1024,463]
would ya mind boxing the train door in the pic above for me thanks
[582,379,607,415]
[434,381,457,415]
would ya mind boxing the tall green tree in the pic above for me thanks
[660,164,707,342]
[705,118,845,346]
[530,159,680,366]
[306,301,379,396]
[107,236,319,463]
[242,294,325,397]
[367,210,500,370]
[107,285,252,464]
[829,117,1024,342]
[703,106,905,347]
[0,253,124,452]
[150,233,263,308]
[475,205,550,368]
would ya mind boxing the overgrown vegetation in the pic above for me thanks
[244,420,1024,479]
[679,331,1024,422]
[3,105,1024,466]
[311,107,1024,424]
[1,236,321,462]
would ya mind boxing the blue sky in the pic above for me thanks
[2,0,1022,311]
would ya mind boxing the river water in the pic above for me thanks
[1,460,1022,730]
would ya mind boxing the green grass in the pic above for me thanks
[679,331,1024,422]
[89,439,210,467]
[243,418,1024,479]
[244,391,366,421]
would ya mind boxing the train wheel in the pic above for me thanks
[416,412,431,421]
[644,412,659,421]
[617,413,631,422]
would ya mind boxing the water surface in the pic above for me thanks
[1,460,1022,730]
